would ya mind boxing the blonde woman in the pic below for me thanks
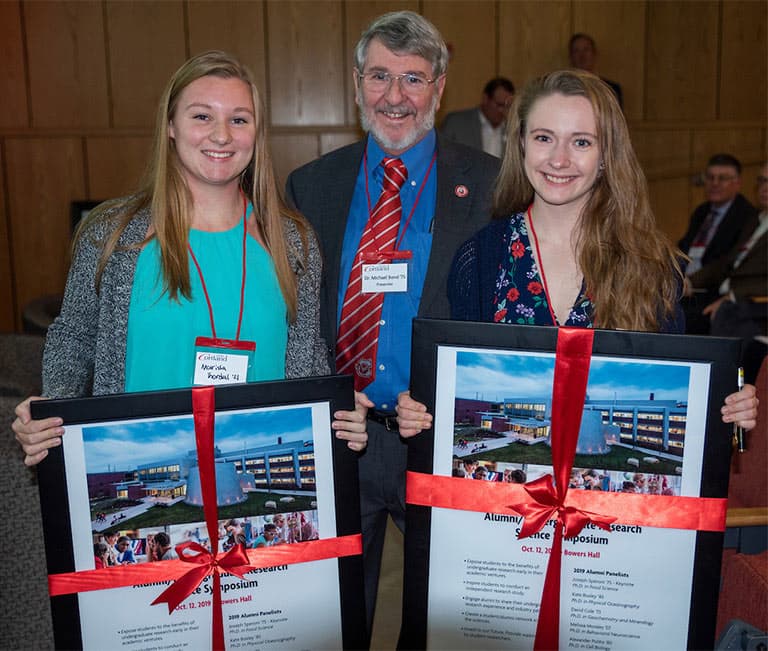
[14,51,370,463]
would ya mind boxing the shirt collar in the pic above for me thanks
[365,129,437,180]
[710,197,735,218]
[477,108,502,132]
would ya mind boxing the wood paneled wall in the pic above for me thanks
[0,0,765,332]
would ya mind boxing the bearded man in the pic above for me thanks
[286,10,499,633]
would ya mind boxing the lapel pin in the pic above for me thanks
[454,184,469,198]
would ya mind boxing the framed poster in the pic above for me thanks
[32,376,367,650]
[401,319,740,650]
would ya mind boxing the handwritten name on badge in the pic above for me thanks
[362,262,408,293]
[193,352,249,385]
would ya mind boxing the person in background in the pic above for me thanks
[13,51,368,464]
[568,33,623,108]
[150,531,178,561]
[285,11,499,632]
[115,536,136,564]
[462,459,479,478]
[104,531,120,566]
[93,542,109,569]
[506,468,527,484]
[144,533,156,559]
[397,70,758,438]
[271,513,289,544]
[251,523,279,548]
[287,512,318,543]
[699,162,768,382]
[222,519,246,551]
[441,77,515,157]
[621,481,638,494]
[680,153,758,334]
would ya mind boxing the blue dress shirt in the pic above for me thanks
[337,131,437,410]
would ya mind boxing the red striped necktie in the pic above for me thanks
[336,157,408,390]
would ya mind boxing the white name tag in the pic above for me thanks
[362,262,408,293]
[193,351,249,385]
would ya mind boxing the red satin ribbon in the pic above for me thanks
[405,327,727,651]
[48,534,363,597]
[535,328,595,650]
[194,386,227,650]
[405,472,726,532]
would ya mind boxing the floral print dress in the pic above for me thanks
[492,212,593,327]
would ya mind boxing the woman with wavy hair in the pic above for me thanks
[455,69,681,331]
[14,51,370,464]
[397,69,757,433]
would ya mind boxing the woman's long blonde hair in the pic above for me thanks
[494,70,682,332]
[83,51,307,321]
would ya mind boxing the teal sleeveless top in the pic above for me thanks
[125,207,287,392]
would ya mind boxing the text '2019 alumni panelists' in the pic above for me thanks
[285,11,500,631]
[13,53,369,460]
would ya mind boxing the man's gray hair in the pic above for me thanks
[354,11,449,77]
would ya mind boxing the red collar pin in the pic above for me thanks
[454,184,469,198]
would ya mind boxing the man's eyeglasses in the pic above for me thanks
[357,70,439,95]
[704,173,738,184]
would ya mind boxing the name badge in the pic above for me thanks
[193,337,255,386]
[362,262,408,293]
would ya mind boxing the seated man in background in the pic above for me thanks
[697,163,768,382]
[568,33,623,108]
[680,153,758,334]
[440,77,514,157]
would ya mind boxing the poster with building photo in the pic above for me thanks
[33,377,366,651]
[401,320,739,651]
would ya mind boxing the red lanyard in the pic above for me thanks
[187,193,248,340]
[526,204,559,326]
[363,149,437,252]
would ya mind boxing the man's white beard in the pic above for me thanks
[357,93,439,154]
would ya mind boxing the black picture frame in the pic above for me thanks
[33,375,367,650]
[401,319,740,650]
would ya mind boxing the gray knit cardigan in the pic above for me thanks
[43,203,330,398]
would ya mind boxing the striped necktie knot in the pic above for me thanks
[381,157,408,193]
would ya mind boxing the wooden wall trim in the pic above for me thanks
[0,0,765,332]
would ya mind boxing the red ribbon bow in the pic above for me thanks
[512,474,615,540]
[151,542,253,614]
